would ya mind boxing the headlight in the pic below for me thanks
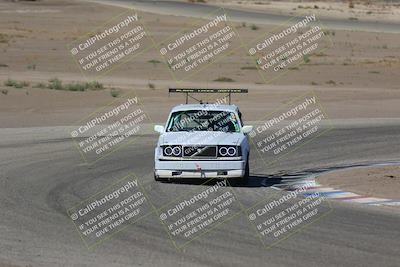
[164,146,173,156]
[219,146,228,156]
[163,145,182,157]
[218,146,241,157]
[172,146,181,156]
[227,147,236,156]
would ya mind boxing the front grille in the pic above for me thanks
[183,146,217,158]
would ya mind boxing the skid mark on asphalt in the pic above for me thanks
[261,161,400,207]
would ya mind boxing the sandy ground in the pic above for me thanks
[0,0,399,128]
[207,0,400,23]
[0,0,399,88]
[317,165,400,199]
[2,85,400,127]
[0,2,399,266]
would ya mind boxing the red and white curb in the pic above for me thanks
[272,177,400,207]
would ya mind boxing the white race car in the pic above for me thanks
[154,103,253,181]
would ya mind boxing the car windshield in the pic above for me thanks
[166,110,241,132]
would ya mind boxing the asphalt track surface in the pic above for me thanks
[1,2,400,266]
[1,121,400,267]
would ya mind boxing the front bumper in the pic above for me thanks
[155,160,245,179]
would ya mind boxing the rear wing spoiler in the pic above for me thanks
[168,88,248,104]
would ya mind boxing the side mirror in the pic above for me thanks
[154,125,165,134]
[242,125,253,134]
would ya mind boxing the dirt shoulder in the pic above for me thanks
[1,0,399,89]
[208,0,400,23]
[0,0,400,127]
[317,165,400,200]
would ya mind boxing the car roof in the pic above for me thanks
[170,104,239,113]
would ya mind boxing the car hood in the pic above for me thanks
[159,131,244,146]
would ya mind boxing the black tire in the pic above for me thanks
[242,157,250,184]
[244,157,250,179]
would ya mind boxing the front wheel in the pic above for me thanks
[244,157,250,179]
[242,157,250,184]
